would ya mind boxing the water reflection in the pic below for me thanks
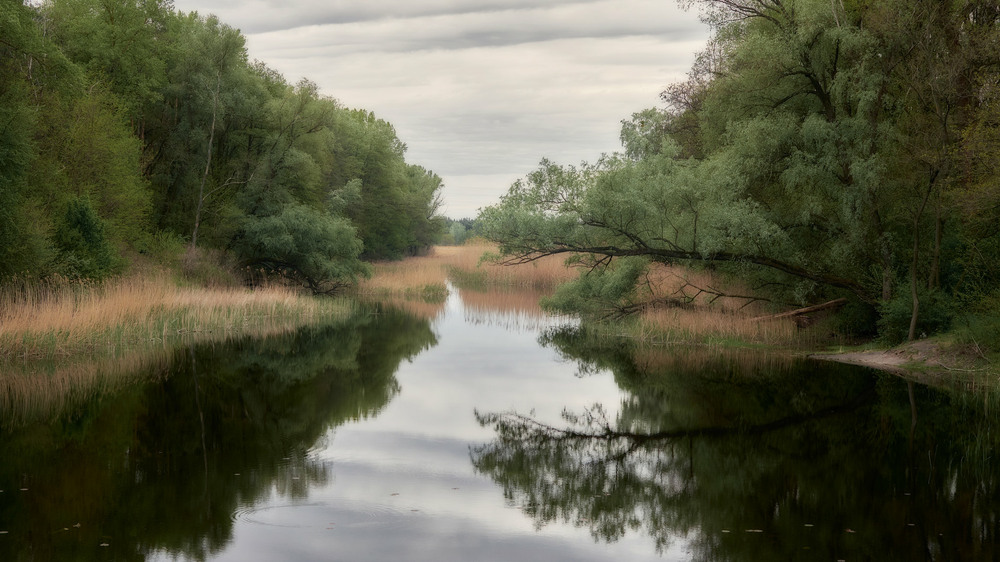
[0,308,436,561]
[457,285,571,332]
[5,289,1000,561]
[473,326,1000,561]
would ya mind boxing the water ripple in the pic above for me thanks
[232,499,419,530]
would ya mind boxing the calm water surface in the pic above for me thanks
[1,285,998,560]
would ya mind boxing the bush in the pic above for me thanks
[877,284,954,344]
[232,204,370,294]
[954,290,1000,354]
[52,197,122,280]
[834,299,880,338]
[542,257,647,317]
[135,229,186,264]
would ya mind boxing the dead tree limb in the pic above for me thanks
[751,298,848,322]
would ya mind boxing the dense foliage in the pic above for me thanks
[480,0,1000,343]
[439,217,481,245]
[0,0,444,291]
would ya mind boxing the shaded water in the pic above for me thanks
[1,285,998,560]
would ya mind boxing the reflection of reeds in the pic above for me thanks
[631,344,797,374]
[0,350,171,430]
[458,286,573,332]
[0,273,353,360]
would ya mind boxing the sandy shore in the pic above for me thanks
[810,339,993,387]
[811,349,909,372]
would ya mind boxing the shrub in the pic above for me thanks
[877,284,954,344]
[52,197,122,280]
[954,290,1000,354]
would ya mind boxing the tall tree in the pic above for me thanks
[480,0,1000,340]
[42,0,172,126]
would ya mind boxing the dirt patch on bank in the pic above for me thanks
[811,339,994,387]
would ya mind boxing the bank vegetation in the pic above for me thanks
[478,0,1000,373]
[0,266,353,362]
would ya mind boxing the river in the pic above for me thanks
[1,283,997,560]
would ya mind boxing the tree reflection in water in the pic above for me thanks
[0,307,437,561]
[472,326,1000,561]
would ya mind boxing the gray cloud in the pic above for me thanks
[172,0,710,217]
[249,4,707,55]
[181,0,611,34]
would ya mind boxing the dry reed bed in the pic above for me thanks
[356,242,577,305]
[635,307,798,346]
[356,255,450,297]
[438,243,577,289]
[0,274,354,429]
[457,286,548,317]
[359,244,803,346]
[0,274,353,359]
[604,262,797,346]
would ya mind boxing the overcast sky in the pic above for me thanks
[170,0,711,218]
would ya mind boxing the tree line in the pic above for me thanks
[1,0,444,293]
[480,0,1000,344]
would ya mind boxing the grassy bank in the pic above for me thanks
[356,241,575,298]
[0,269,356,430]
[357,243,807,347]
[812,335,999,391]
[362,244,1000,389]
[0,271,354,361]
[353,241,576,320]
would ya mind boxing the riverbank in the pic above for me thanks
[812,338,998,389]
[0,270,353,362]
[0,269,357,430]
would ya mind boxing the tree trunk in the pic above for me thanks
[908,262,920,341]
[908,174,936,341]
[928,198,942,290]
[190,72,221,251]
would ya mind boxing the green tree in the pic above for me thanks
[2,0,446,284]
[481,0,1000,339]
[0,0,81,277]
[35,86,153,247]
[403,164,446,254]
[42,0,172,124]
[52,196,122,279]
[143,11,264,244]
[231,199,370,294]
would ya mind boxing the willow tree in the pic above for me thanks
[481,0,999,338]
[483,1,894,306]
